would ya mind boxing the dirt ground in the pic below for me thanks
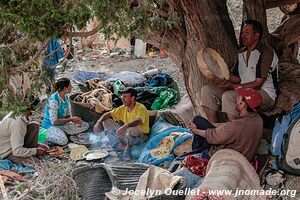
[3,43,300,199]
[60,45,300,199]
[3,6,300,199]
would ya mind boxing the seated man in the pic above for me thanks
[0,97,48,166]
[188,88,263,161]
[93,87,149,160]
[201,19,278,122]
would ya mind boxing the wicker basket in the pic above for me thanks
[72,163,186,200]
[71,163,149,200]
[70,93,103,123]
[71,164,112,200]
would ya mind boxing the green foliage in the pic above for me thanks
[92,0,181,40]
[0,0,180,116]
[0,0,92,40]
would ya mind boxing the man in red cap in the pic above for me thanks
[188,88,263,161]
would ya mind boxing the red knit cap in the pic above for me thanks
[235,87,262,112]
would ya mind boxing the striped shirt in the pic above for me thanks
[231,42,279,100]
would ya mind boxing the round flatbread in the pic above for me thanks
[150,148,170,158]
[83,150,108,160]
[70,145,89,161]
[150,136,175,158]
[158,136,175,150]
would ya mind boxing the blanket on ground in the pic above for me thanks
[138,127,192,166]
[186,149,266,200]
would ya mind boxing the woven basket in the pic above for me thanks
[71,164,112,200]
[72,163,186,200]
[70,93,103,123]
[102,163,150,190]
[71,163,149,199]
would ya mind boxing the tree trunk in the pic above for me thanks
[148,0,238,114]
[147,0,300,115]
[242,0,300,114]
[243,0,271,47]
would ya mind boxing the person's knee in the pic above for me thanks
[222,91,238,117]
[47,127,68,146]
[103,119,119,132]
[27,122,40,133]
[59,136,68,146]
[222,91,236,104]
[201,84,212,97]
[201,84,222,112]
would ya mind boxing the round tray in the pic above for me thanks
[83,149,108,161]
[69,132,102,145]
[61,121,90,135]
[197,47,229,84]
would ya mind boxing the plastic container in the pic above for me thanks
[134,39,147,58]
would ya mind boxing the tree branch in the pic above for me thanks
[265,0,300,9]
[63,25,99,38]
[273,14,300,45]
[10,38,50,71]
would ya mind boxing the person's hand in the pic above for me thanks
[116,125,127,138]
[36,147,46,156]
[38,144,49,150]
[70,116,82,124]
[219,80,234,90]
[93,121,103,133]
[188,121,197,130]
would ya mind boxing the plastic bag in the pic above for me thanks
[38,128,48,143]
[113,80,126,97]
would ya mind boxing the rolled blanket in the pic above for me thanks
[186,149,266,200]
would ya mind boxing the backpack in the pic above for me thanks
[280,114,300,175]
[149,72,169,87]
[271,101,300,175]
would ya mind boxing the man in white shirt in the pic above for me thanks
[0,97,48,166]
[201,19,278,122]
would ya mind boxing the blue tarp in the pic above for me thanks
[0,159,34,171]
[72,70,111,85]
[138,127,192,166]
[130,117,178,159]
